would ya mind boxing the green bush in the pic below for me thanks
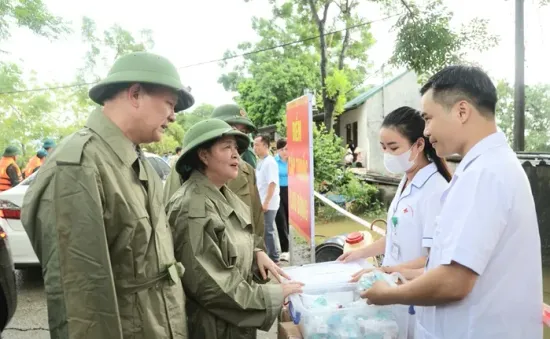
[338,174,383,215]
[315,204,342,223]
[313,124,346,192]
[308,123,384,218]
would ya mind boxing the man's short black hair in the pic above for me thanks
[276,138,287,150]
[175,146,182,153]
[256,134,270,147]
[420,65,498,117]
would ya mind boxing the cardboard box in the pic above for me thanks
[277,321,302,339]
[279,306,291,322]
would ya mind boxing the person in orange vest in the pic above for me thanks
[0,146,22,192]
[23,149,47,178]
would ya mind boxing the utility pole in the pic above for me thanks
[513,0,525,151]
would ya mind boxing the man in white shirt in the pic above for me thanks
[363,65,543,339]
[253,134,280,263]
[169,146,182,167]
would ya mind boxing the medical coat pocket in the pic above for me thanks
[415,321,438,339]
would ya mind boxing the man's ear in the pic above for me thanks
[456,100,472,124]
[127,83,142,108]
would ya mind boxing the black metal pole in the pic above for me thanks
[513,0,525,151]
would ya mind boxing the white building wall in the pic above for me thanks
[366,71,420,174]
[338,105,369,165]
[338,71,421,175]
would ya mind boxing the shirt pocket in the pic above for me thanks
[108,206,152,279]
[210,216,239,269]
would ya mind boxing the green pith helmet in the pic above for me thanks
[175,119,250,176]
[211,104,257,133]
[43,138,55,149]
[3,146,19,157]
[88,51,194,113]
[37,149,48,158]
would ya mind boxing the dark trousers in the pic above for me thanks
[275,186,289,252]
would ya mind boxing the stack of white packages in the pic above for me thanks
[283,262,402,338]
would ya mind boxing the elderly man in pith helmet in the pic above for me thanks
[22,51,193,339]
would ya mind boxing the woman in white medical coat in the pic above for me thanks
[338,106,452,338]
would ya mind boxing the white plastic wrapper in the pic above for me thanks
[300,291,356,309]
[299,289,399,338]
[356,270,400,291]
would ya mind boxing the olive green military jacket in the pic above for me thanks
[0,238,16,331]
[21,109,187,339]
[241,147,257,169]
[166,170,283,339]
[163,158,265,249]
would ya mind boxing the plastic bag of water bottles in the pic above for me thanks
[356,270,400,291]
[298,289,399,338]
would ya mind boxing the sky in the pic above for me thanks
[2,0,550,109]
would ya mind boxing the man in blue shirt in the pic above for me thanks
[274,138,289,261]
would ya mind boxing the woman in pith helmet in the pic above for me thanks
[163,103,266,254]
[166,118,303,339]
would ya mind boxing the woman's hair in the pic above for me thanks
[276,138,287,150]
[179,138,218,181]
[381,106,452,182]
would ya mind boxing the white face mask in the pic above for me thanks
[383,146,418,174]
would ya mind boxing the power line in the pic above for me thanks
[178,14,401,69]
[0,13,401,96]
[0,82,97,94]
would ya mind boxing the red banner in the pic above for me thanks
[286,95,314,245]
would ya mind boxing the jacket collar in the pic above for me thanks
[410,162,438,189]
[454,131,508,175]
[396,162,439,200]
[86,108,137,168]
[189,170,250,228]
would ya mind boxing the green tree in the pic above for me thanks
[220,0,374,129]
[391,0,498,80]
[70,17,155,118]
[221,55,321,127]
[189,103,215,118]
[224,0,497,131]
[0,1,70,161]
[496,81,550,152]
[312,123,346,190]
[300,0,372,130]
[175,103,213,132]
[0,0,70,42]
[0,63,78,161]
[0,16,160,161]
[147,122,185,155]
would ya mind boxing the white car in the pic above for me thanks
[0,152,171,268]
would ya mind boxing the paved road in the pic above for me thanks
[4,269,49,339]
[4,268,277,339]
